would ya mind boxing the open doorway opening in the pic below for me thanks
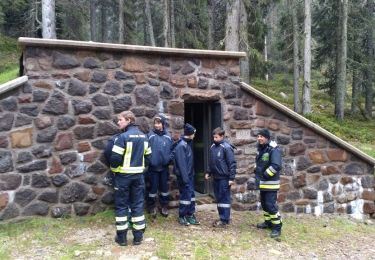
[184,102,222,195]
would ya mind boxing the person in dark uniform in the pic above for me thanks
[205,127,237,228]
[146,114,173,218]
[254,128,283,238]
[172,123,200,226]
[110,111,151,246]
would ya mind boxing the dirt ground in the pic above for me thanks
[6,204,375,260]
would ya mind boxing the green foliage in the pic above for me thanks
[175,0,209,49]
[253,74,375,154]
[56,0,90,41]
[0,34,19,82]
[0,67,18,84]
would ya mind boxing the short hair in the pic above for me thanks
[212,127,225,136]
[119,111,135,123]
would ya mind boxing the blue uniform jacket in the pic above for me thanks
[147,129,172,171]
[207,140,237,180]
[171,137,194,185]
[255,140,282,191]
[110,124,151,174]
[104,133,121,166]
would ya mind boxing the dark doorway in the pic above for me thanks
[184,102,222,195]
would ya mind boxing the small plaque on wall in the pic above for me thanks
[236,129,251,139]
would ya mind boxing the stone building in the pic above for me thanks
[0,38,374,221]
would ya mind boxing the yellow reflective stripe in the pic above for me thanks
[116,223,129,231]
[122,166,145,173]
[144,141,151,155]
[123,142,133,169]
[116,216,128,222]
[266,168,274,177]
[271,220,281,224]
[133,223,146,230]
[111,166,123,173]
[112,145,125,155]
[259,184,280,189]
[131,215,145,222]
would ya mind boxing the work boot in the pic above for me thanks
[212,220,228,228]
[178,216,190,226]
[270,229,281,238]
[256,221,271,229]
[114,231,127,246]
[149,207,157,218]
[186,214,200,225]
[133,236,143,246]
[160,206,169,217]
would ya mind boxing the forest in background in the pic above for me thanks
[0,0,374,155]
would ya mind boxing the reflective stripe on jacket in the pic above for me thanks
[110,124,151,174]
[255,140,282,191]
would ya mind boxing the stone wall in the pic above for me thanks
[0,40,374,221]
[228,96,375,218]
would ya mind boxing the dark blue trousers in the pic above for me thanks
[177,175,195,217]
[146,168,170,208]
[213,178,231,224]
[260,190,282,231]
[114,173,146,240]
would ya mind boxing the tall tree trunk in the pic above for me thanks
[119,0,124,43]
[364,0,374,118]
[290,0,300,113]
[264,19,269,81]
[90,0,97,41]
[335,0,348,120]
[41,0,56,39]
[207,0,214,49]
[27,0,38,37]
[163,0,170,47]
[302,0,312,115]
[170,0,176,48]
[351,67,361,114]
[239,0,249,83]
[101,2,108,42]
[225,0,240,51]
[144,0,155,46]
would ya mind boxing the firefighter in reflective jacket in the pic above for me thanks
[110,111,151,246]
[255,128,283,238]
[205,127,237,228]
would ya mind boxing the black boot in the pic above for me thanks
[256,221,271,229]
[133,235,143,246]
[115,231,127,246]
[270,229,281,238]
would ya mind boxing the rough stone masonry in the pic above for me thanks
[0,38,374,221]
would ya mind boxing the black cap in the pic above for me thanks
[258,128,271,139]
[184,123,196,136]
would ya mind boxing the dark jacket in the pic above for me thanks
[171,137,194,185]
[147,129,172,171]
[104,133,121,166]
[255,140,282,191]
[110,124,151,174]
[207,140,237,180]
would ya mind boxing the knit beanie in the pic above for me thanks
[258,128,271,139]
[184,123,196,136]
